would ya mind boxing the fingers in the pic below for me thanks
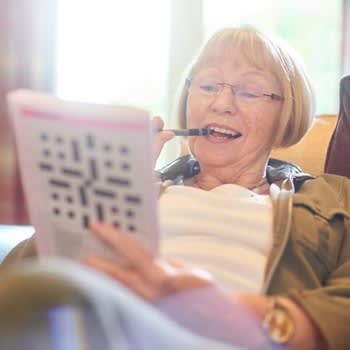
[89,222,153,271]
[84,254,213,301]
[86,222,214,301]
[166,259,186,269]
[89,221,170,288]
[151,116,164,130]
[151,116,175,165]
[84,256,157,300]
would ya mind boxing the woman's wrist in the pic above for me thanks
[275,296,326,350]
[238,294,326,350]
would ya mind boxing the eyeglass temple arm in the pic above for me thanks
[263,93,284,101]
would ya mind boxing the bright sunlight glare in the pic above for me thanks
[56,0,170,109]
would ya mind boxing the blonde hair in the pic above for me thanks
[175,25,315,148]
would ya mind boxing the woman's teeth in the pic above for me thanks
[209,126,241,139]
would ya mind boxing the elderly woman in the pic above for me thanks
[2,26,350,350]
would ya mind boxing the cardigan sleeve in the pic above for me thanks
[286,175,350,350]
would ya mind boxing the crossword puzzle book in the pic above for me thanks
[7,89,159,260]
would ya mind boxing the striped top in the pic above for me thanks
[159,184,273,293]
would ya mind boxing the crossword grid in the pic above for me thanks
[37,130,141,233]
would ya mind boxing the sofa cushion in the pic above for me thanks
[271,115,337,176]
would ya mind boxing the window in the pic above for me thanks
[56,0,170,116]
[56,0,171,166]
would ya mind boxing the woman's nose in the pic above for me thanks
[209,85,238,114]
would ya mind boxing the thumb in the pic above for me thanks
[152,116,175,166]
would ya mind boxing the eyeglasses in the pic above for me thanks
[186,78,284,105]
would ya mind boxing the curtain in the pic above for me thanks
[0,0,57,224]
[342,0,350,75]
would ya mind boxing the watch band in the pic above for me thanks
[262,297,295,344]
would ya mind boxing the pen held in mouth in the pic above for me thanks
[157,128,213,136]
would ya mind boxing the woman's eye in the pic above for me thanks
[238,91,259,98]
[200,84,217,93]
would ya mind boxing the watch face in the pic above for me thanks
[262,300,295,344]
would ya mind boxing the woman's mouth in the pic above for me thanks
[206,125,242,140]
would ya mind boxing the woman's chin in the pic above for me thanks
[191,143,242,165]
[193,151,239,168]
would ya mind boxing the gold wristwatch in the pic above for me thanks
[262,297,295,344]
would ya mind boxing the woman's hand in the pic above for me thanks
[83,222,213,301]
[151,116,175,166]
[82,222,276,348]
[82,222,267,347]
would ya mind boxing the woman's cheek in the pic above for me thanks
[250,115,279,150]
[186,97,204,127]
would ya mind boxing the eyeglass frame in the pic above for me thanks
[185,78,285,103]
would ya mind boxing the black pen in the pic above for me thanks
[157,128,213,136]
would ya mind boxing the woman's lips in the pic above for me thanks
[205,124,242,140]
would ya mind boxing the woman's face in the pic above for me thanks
[186,55,283,169]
